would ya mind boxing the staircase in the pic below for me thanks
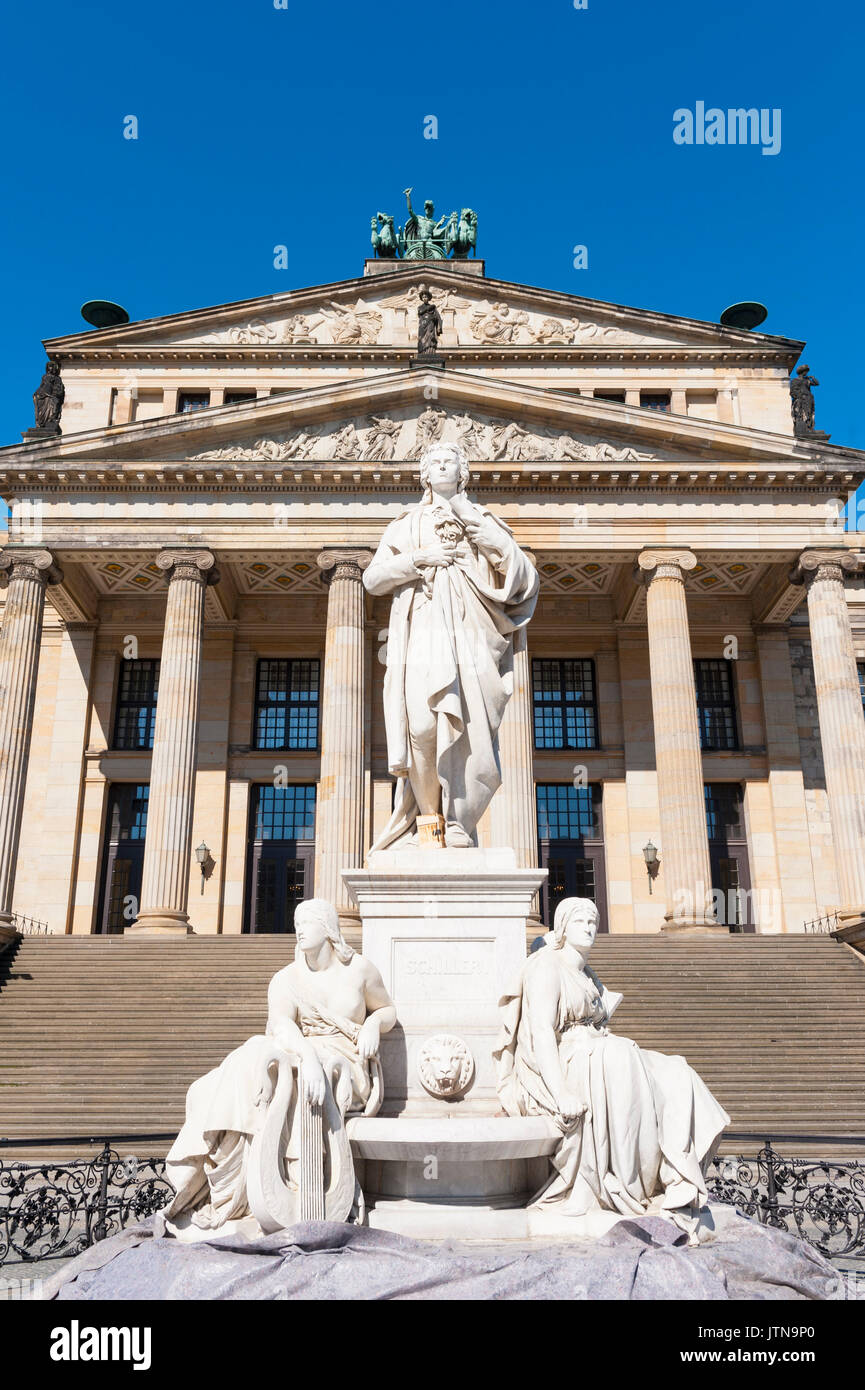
[1,934,864,1157]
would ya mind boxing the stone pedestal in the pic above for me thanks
[637,550,720,934]
[363,258,485,277]
[314,550,371,926]
[21,427,61,442]
[793,550,865,924]
[129,550,217,936]
[344,846,549,1235]
[343,848,546,1117]
[0,548,62,936]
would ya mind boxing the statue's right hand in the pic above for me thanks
[303,1059,327,1107]
[557,1087,588,1123]
[412,544,455,569]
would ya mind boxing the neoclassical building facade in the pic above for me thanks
[1,257,864,941]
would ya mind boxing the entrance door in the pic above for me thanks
[704,783,755,932]
[244,784,316,933]
[95,784,149,934]
[537,784,608,931]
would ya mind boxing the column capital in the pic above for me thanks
[790,549,863,588]
[0,547,63,589]
[155,548,219,587]
[316,549,373,585]
[635,549,698,585]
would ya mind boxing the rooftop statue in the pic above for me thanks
[790,364,820,438]
[416,286,443,355]
[369,188,478,260]
[32,361,64,433]
[371,212,398,259]
[363,441,538,850]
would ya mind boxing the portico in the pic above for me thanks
[1,259,864,940]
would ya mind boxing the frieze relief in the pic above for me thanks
[187,405,659,464]
[161,286,670,350]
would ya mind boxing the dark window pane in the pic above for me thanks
[536,784,601,840]
[285,859,306,931]
[114,660,160,750]
[178,392,210,413]
[253,784,316,841]
[704,783,744,842]
[107,858,132,933]
[694,659,738,750]
[640,392,670,412]
[255,859,277,934]
[532,659,598,750]
[223,391,256,405]
[254,658,320,750]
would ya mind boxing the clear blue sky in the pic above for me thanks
[1,0,862,456]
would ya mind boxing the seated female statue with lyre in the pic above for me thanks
[163,899,396,1239]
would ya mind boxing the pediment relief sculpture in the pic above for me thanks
[187,406,658,464]
[203,301,384,348]
[162,290,668,351]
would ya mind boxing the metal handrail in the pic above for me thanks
[9,913,51,936]
[804,912,840,935]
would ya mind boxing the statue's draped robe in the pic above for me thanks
[364,498,538,850]
[163,968,372,1231]
[494,948,730,1228]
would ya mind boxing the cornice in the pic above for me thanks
[48,343,801,368]
[1,459,860,497]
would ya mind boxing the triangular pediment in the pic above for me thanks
[7,368,856,470]
[43,266,803,359]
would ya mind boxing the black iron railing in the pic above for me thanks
[10,914,51,935]
[803,912,840,935]
[707,1134,865,1263]
[0,1135,174,1266]
[1,1130,864,1268]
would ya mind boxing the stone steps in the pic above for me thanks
[2,934,865,1158]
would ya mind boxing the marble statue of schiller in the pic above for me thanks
[364,442,538,850]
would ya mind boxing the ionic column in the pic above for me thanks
[129,549,217,936]
[0,549,62,940]
[792,550,865,923]
[490,627,538,870]
[315,550,371,923]
[637,550,717,932]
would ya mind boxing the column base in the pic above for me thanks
[125,910,194,937]
[661,918,729,937]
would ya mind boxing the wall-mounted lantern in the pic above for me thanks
[195,842,213,894]
[642,840,659,894]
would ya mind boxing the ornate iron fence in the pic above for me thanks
[706,1134,865,1263]
[0,1135,174,1266]
[1,1130,864,1268]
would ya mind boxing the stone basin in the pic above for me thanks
[346,1115,560,1161]
[347,1116,559,1236]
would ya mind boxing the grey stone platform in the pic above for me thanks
[41,1207,846,1301]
